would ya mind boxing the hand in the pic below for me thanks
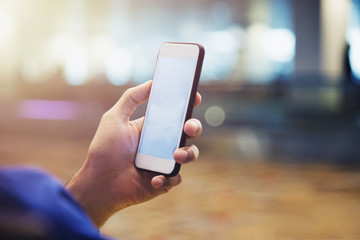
[66,81,202,227]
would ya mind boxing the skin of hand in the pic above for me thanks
[66,81,202,227]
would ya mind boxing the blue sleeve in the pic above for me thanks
[0,167,112,240]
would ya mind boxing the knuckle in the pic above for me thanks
[177,175,182,185]
[189,145,199,160]
[121,88,134,101]
[123,87,134,96]
[101,111,111,121]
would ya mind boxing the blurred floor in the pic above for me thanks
[1,120,360,239]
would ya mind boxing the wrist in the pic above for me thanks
[66,166,114,227]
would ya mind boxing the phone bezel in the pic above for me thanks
[135,42,204,176]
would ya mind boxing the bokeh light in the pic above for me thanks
[0,5,16,49]
[65,44,88,85]
[105,47,134,85]
[262,28,296,63]
[204,106,226,127]
[347,28,360,81]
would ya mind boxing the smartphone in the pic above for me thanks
[135,42,205,176]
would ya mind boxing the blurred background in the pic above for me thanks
[1,0,360,239]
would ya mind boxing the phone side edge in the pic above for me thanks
[168,44,205,177]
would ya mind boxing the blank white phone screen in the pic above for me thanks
[138,56,197,160]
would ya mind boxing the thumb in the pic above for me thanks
[111,81,152,122]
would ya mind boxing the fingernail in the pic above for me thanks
[153,178,164,188]
[189,121,199,133]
